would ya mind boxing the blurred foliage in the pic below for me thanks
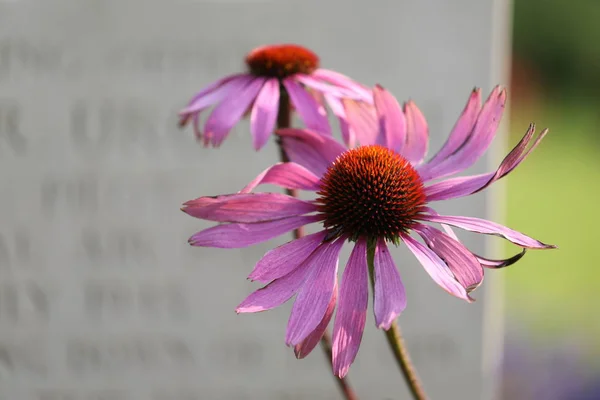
[504,99,600,352]
[513,0,600,97]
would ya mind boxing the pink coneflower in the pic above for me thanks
[182,85,555,378]
[178,44,372,149]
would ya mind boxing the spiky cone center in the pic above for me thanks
[316,145,427,243]
[245,44,319,78]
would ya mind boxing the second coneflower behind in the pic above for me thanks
[182,85,556,378]
[178,44,373,150]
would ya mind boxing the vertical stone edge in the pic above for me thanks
[482,0,514,399]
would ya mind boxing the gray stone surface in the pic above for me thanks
[0,0,509,399]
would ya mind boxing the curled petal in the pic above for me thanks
[425,124,548,201]
[278,128,346,177]
[294,279,338,359]
[403,100,429,165]
[240,162,322,193]
[283,78,331,135]
[414,224,484,294]
[402,234,472,302]
[477,249,527,269]
[420,214,556,249]
[332,239,369,378]
[188,215,322,248]
[286,237,346,346]
[248,230,327,283]
[250,78,280,150]
[182,193,317,223]
[373,238,406,330]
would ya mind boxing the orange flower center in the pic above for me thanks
[245,44,319,78]
[317,145,427,242]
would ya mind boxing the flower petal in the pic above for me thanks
[294,279,338,359]
[286,237,346,346]
[182,193,317,223]
[343,99,379,146]
[476,249,527,269]
[420,86,506,180]
[240,162,322,193]
[294,74,362,100]
[250,78,280,150]
[203,77,266,147]
[403,100,429,165]
[332,239,369,378]
[414,224,483,293]
[425,124,548,201]
[277,128,346,177]
[423,88,481,169]
[236,254,317,313]
[179,74,250,115]
[401,234,473,302]
[323,94,354,147]
[311,69,373,102]
[283,78,331,135]
[373,238,407,330]
[188,215,321,248]
[248,230,327,283]
[420,214,556,249]
[373,85,406,152]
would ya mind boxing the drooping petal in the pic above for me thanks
[413,224,484,293]
[283,78,331,135]
[182,193,317,223]
[425,124,548,201]
[240,162,322,193]
[422,88,481,169]
[203,77,266,147]
[332,239,369,378]
[342,99,379,146]
[286,237,346,346]
[248,230,327,283]
[236,252,317,313]
[250,78,280,150]
[420,214,556,249]
[421,86,506,181]
[310,69,373,102]
[179,74,250,115]
[403,100,429,165]
[373,85,406,152]
[188,215,322,248]
[277,128,346,177]
[373,238,406,330]
[401,234,473,302]
[294,279,338,359]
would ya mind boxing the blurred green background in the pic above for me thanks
[502,0,600,398]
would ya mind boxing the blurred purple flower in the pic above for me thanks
[182,85,555,377]
[178,44,373,149]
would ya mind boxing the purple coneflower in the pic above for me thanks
[182,85,555,377]
[178,44,372,149]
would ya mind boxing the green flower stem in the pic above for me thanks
[367,240,428,400]
[276,88,359,400]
